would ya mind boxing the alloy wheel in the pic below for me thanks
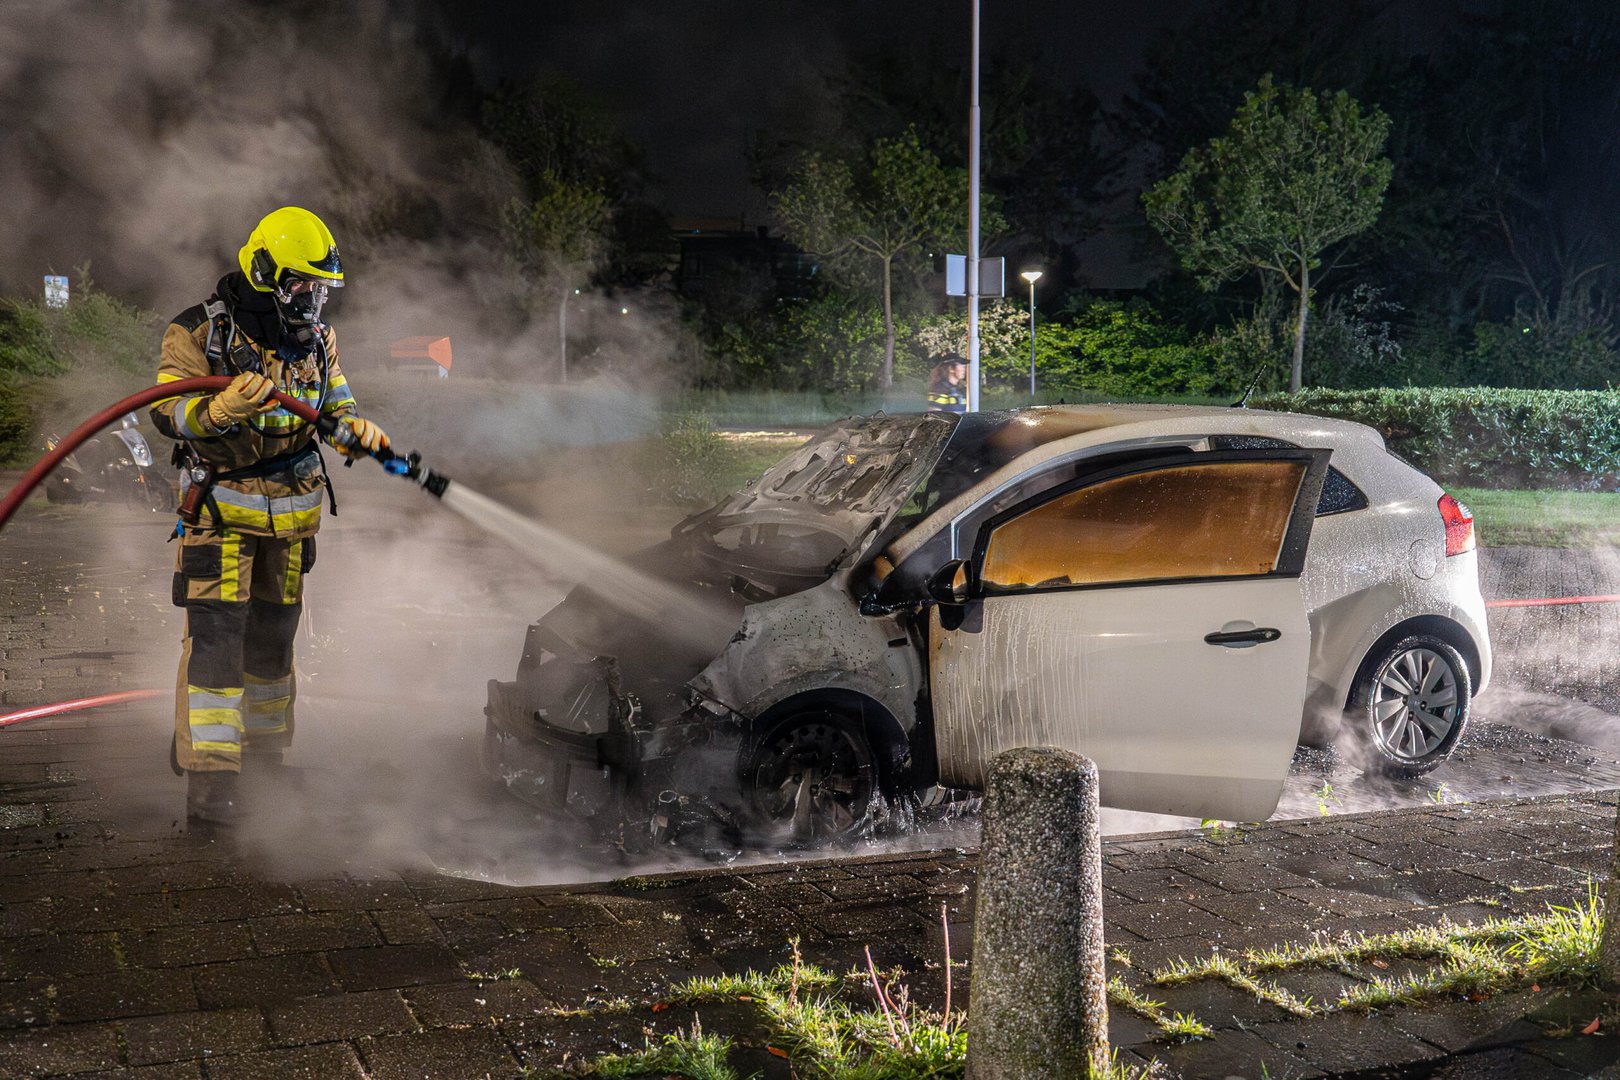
[1369,646,1460,762]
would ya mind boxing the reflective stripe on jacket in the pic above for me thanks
[150,306,357,539]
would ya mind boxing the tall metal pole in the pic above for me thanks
[1028,277,1037,397]
[558,290,569,383]
[966,0,982,412]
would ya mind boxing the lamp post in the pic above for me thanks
[560,287,580,383]
[1021,270,1043,397]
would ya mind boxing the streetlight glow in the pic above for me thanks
[1021,270,1043,397]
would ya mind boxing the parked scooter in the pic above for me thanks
[43,413,172,511]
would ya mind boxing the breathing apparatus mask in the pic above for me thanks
[272,274,336,352]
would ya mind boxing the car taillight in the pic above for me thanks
[1439,493,1474,556]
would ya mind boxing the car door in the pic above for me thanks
[928,448,1329,821]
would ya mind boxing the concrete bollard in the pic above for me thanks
[1601,803,1620,987]
[966,746,1109,1079]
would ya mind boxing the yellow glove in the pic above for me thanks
[331,415,389,458]
[206,372,278,429]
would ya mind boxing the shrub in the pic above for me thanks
[0,272,157,379]
[0,300,62,377]
[912,297,1241,398]
[1470,319,1618,389]
[654,411,733,505]
[1254,386,1620,489]
[0,377,32,465]
[1303,285,1406,389]
[909,300,1029,382]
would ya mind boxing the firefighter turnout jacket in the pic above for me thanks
[150,289,357,538]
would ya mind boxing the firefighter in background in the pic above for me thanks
[150,206,388,824]
[926,357,968,413]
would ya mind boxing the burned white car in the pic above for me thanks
[481,405,1491,842]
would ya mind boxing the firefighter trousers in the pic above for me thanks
[172,528,313,772]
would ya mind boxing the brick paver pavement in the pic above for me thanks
[6,490,1620,1077]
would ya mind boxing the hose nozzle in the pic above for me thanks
[383,450,450,498]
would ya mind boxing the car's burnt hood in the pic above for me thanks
[675,413,955,567]
[524,414,955,710]
[530,538,743,665]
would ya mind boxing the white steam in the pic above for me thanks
[1,1,718,881]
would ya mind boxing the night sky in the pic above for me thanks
[425,0,1189,218]
[0,0,1519,302]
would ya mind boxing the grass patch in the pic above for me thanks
[558,1022,739,1080]
[1147,885,1606,1016]
[1107,977,1214,1042]
[1452,486,1620,548]
[553,935,1167,1079]
[669,942,965,1078]
[465,967,523,981]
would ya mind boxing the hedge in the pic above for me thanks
[0,377,30,466]
[1253,387,1620,491]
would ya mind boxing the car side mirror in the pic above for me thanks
[928,560,972,606]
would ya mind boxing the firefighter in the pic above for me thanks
[150,206,388,824]
[926,358,968,413]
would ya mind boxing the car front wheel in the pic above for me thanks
[741,709,876,845]
[1350,633,1471,776]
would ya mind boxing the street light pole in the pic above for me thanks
[1021,270,1042,398]
[966,0,982,412]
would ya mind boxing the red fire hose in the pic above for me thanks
[0,377,454,729]
[0,379,320,727]
[0,376,327,530]
[0,690,166,729]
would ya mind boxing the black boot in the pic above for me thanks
[185,770,243,825]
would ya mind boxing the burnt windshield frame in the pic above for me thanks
[680,414,954,535]
[902,410,1033,518]
[684,412,959,583]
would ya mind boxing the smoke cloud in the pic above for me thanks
[1,1,713,881]
[0,0,690,388]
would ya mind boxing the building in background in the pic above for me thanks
[671,217,816,301]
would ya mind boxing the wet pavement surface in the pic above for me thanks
[5,479,1620,1077]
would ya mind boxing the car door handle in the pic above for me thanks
[1204,627,1282,648]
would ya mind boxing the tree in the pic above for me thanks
[1144,75,1392,390]
[829,40,1117,256]
[481,74,642,199]
[481,73,667,288]
[774,128,966,388]
[501,172,613,381]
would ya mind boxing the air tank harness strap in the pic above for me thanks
[201,299,235,374]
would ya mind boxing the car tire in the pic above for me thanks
[1348,633,1471,777]
[741,708,877,845]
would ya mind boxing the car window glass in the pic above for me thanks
[979,459,1307,592]
[1208,433,1365,516]
[1317,467,1369,515]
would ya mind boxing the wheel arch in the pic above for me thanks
[1344,615,1481,708]
[746,688,911,796]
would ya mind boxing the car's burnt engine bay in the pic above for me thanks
[481,415,961,854]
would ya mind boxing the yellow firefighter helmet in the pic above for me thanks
[238,207,344,293]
